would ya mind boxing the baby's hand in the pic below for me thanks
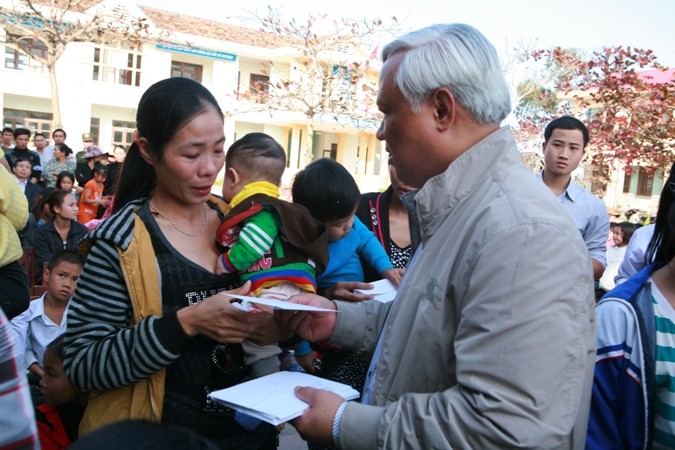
[383,268,404,287]
[295,351,320,374]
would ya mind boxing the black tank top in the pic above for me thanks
[138,205,275,449]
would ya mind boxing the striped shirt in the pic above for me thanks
[652,278,675,449]
[63,200,187,391]
[0,308,39,449]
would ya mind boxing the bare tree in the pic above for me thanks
[251,7,399,166]
[0,0,164,126]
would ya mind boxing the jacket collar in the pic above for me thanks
[536,171,584,201]
[28,295,71,323]
[410,126,521,240]
[229,181,279,209]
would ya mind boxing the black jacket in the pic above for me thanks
[25,219,88,283]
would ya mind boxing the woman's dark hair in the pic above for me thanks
[54,143,73,157]
[292,158,360,222]
[31,187,55,220]
[646,162,675,264]
[45,189,71,215]
[56,171,75,190]
[113,78,223,213]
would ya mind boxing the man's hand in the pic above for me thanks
[279,294,337,342]
[291,387,344,445]
[323,281,374,302]
[592,258,605,281]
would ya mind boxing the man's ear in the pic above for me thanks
[541,141,548,154]
[137,138,155,166]
[432,88,456,131]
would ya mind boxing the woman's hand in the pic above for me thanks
[177,281,273,343]
[322,281,374,302]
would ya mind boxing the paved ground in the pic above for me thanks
[278,424,308,450]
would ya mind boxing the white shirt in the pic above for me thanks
[36,147,54,167]
[9,295,69,370]
[15,178,27,193]
[615,224,655,285]
[599,245,627,291]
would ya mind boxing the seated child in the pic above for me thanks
[291,158,404,393]
[11,249,84,380]
[36,335,87,450]
[216,133,328,376]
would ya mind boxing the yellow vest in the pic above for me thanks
[79,196,228,435]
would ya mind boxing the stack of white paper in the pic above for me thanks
[208,371,359,426]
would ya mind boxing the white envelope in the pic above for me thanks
[208,371,359,425]
[226,294,338,312]
[355,279,398,303]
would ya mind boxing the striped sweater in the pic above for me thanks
[63,199,192,391]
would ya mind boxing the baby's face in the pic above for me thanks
[323,211,356,242]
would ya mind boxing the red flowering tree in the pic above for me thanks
[517,46,675,179]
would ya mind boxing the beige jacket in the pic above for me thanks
[332,127,596,449]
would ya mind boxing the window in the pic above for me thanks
[249,73,270,103]
[112,120,136,147]
[636,167,654,196]
[622,171,632,193]
[92,43,142,86]
[171,61,203,82]
[3,108,52,135]
[4,35,48,72]
[324,65,356,106]
[323,143,337,160]
[90,118,100,145]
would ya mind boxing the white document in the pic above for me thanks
[355,278,398,303]
[226,294,337,312]
[208,371,360,425]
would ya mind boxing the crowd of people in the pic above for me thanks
[0,21,673,450]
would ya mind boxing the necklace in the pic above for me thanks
[149,201,209,237]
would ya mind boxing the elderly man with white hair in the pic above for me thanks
[283,23,596,449]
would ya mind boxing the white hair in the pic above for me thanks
[382,23,511,124]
